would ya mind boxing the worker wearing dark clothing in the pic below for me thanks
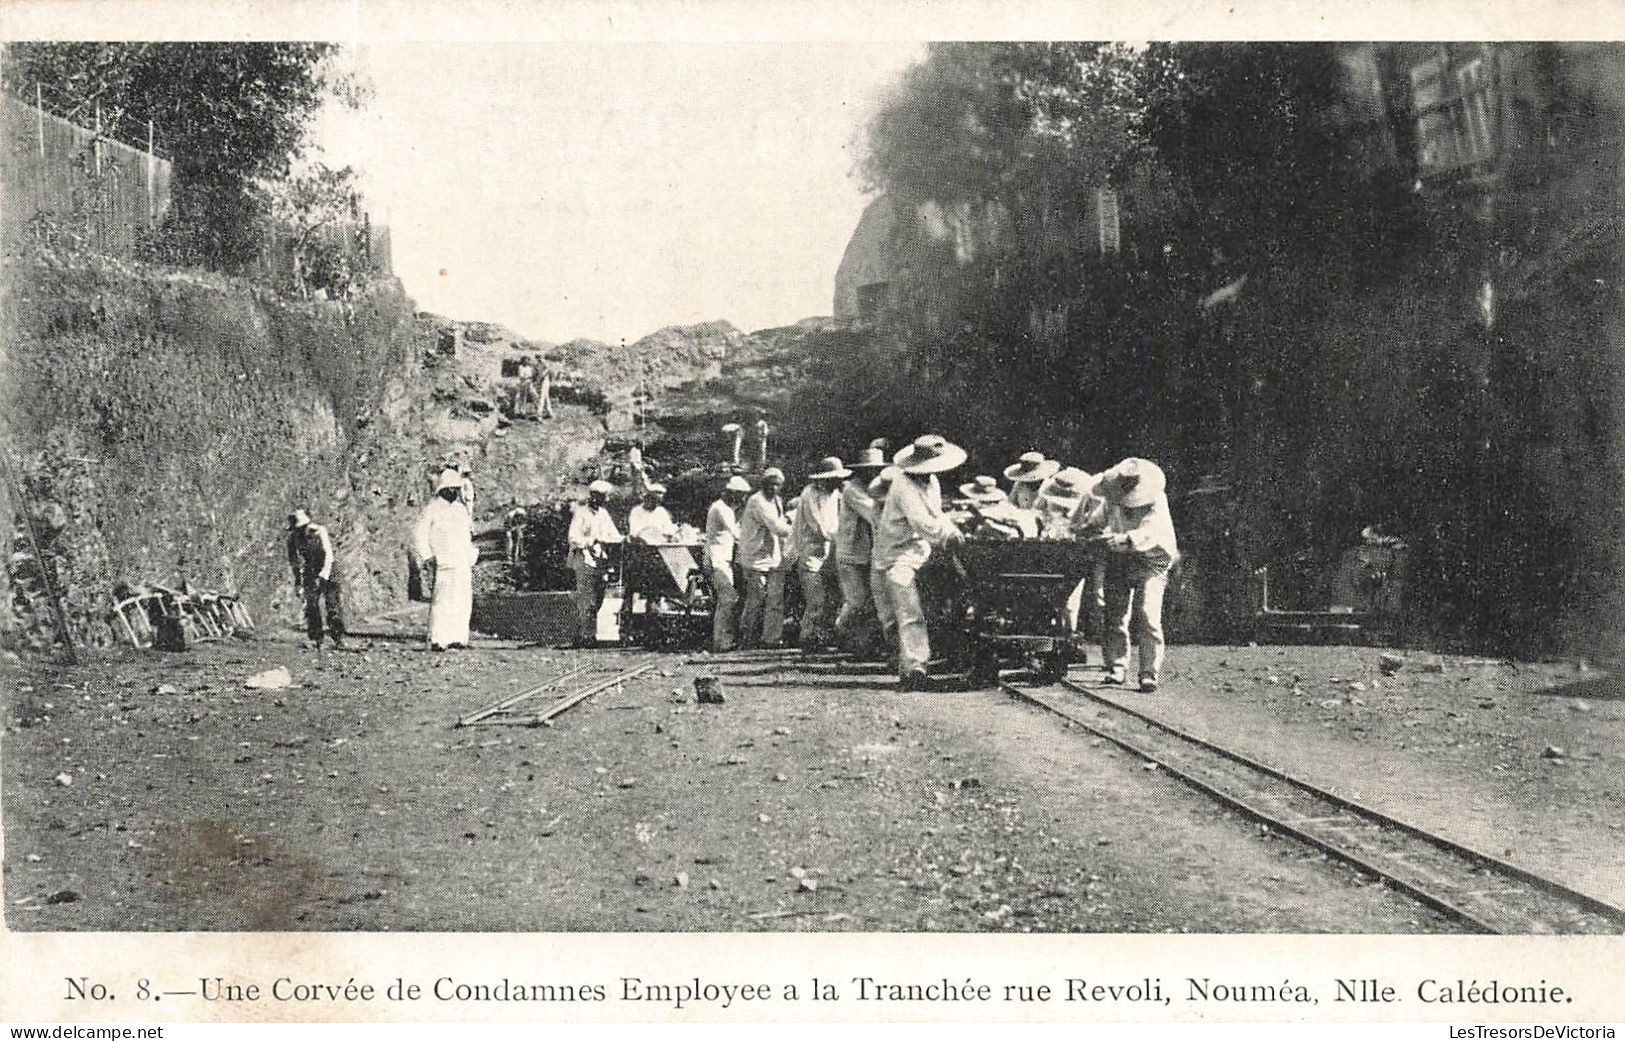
[287,508,346,647]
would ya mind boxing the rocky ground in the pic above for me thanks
[6,628,1616,933]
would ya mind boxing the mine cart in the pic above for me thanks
[615,540,713,649]
[923,539,1098,685]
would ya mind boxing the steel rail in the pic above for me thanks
[456,664,593,727]
[1001,676,1625,934]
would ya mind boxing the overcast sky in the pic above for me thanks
[312,42,922,344]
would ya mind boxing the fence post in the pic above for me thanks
[147,119,155,223]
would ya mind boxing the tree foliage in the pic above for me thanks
[4,42,356,271]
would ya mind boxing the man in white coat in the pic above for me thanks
[873,435,966,689]
[704,475,751,651]
[833,447,888,656]
[790,457,847,651]
[567,479,623,647]
[628,482,679,543]
[737,467,793,648]
[412,468,480,651]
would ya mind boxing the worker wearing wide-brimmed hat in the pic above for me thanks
[738,467,793,647]
[704,475,752,651]
[865,465,904,662]
[957,475,1039,540]
[566,478,624,647]
[873,435,968,689]
[411,468,480,650]
[790,456,849,650]
[1004,451,1061,510]
[1095,458,1180,692]
[1034,466,1109,657]
[833,447,889,656]
[287,507,346,649]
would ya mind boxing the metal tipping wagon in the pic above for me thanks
[614,540,713,649]
[923,538,1098,685]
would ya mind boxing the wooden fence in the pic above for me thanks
[2,91,393,287]
[2,92,172,255]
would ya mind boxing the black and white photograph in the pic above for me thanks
[4,12,1625,976]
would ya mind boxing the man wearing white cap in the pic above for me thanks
[628,482,678,543]
[738,467,793,647]
[411,469,480,650]
[1096,458,1180,692]
[704,475,752,651]
[567,479,624,646]
[1004,451,1061,510]
[287,508,345,649]
[833,447,889,656]
[791,456,848,650]
[874,435,967,689]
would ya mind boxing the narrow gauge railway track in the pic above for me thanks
[458,658,659,727]
[1001,676,1625,935]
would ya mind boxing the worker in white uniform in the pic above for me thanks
[1004,451,1060,510]
[1095,458,1180,692]
[873,434,966,690]
[411,468,480,651]
[1035,466,1107,660]
[627,482,679,543]
[567,479,624,647]
[866,466,903,665]
[737,467,792,647]
[955,475,1039,539]
[833,447,888,656]
[704,475,751,651]
[790,457,847,650]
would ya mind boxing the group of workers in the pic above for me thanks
[286,432,1179,692]
[563,435,1180,693]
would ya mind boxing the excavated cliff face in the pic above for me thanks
[0,245,859,653]
[1,251,433,652]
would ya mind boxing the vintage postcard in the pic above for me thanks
[1,0,1622,1030]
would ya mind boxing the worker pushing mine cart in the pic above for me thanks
[615,540,713,649]
[924,539,1097,685]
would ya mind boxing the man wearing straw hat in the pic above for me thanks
[833,447,889,656]
[287,508,346,649]
[791,456,849,651]
[1004,451,1061,510]
[956,474,1039,539]
[566,479,624,647]
[411,469,480,651]
[738,467,793,647]
[866,465,903,664]
[1035,466,1108,659]
[704,475,752,651]
[874,435,967,690]
[1095,458,1180,692]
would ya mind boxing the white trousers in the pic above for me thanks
[428,565,472,647]
[885,563,930,677]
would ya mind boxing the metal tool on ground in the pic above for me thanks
[458,662,658,728]
[457,664,592,727]
[1001,675,1625,934]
